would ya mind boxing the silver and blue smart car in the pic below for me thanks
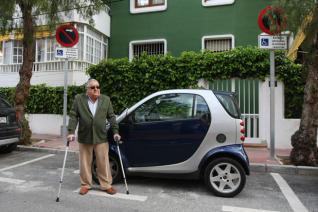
[93,89,249,197]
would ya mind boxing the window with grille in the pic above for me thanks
[202,35,234,52]
[129,39,166,60]
[130,0,167,14]
[202,0,235,7]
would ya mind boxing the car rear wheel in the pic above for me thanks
[92,154,122,185]
[204,157,246,197]
[0,143,17,154]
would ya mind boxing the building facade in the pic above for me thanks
[0,8,110,87]
[108,0,267,59]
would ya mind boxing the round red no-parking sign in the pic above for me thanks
[258,6,287,35]
[56,24,79,47]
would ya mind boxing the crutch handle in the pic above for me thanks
[116,140,123,144]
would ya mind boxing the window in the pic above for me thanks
[47,37,57,61]
[94,40,102,63]
[86,37,94,63]
[129,39,167,60]
[85,26,107,64]
[215,92,240,118]
[132,93,210,123]
[202,0,235,7]
[136,0,164,7]
[36,38,45,62]
[3,41,12,64]
[202,34,234,52]
[0,42,3,64]
[130,0,167,14]
[13,40,23,64]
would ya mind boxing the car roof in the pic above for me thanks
[151,89,235,96]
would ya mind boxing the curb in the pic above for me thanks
[250,163,318,176]
[17,145,318,176]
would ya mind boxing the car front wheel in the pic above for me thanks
[92,154,122,185]
[204,157,246,197]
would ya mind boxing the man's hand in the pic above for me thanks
[113,133,121,142]
[67,134,75,142]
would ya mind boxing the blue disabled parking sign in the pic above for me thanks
[258,34,288,50]
[57,49,64,56]
[261,38,269,46]
[55,47,66,58]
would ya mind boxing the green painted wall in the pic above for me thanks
[109,0,268,58]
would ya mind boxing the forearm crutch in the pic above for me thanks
[56,140,70,202]
[116,139,129,194]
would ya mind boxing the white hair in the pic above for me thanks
[86,78,99,89]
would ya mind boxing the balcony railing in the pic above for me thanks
[0,60,94,73]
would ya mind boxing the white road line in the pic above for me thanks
[271,173,308,212]
[0,177,25,184]
[0,154,55,172]
[73,188,148,202]
[73,169,79,174]
[222,206,279,212]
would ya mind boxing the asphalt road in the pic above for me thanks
[0,151,317,212]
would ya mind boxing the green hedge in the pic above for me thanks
[0,47,304,118]
[0,84,85,114]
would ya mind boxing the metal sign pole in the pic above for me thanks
[270,50,275,159]
[62,58,68,145]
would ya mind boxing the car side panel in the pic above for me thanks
[0,99,21,147]
[119,118,209,167]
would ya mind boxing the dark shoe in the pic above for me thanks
[79,187,89,195]
[104,187,117,195]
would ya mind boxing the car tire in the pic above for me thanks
[0,143,17,154]
[204,157,246,197]
[92,154,122,185]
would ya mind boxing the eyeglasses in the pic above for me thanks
[90,86,100,90]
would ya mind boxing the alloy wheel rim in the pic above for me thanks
[210,162,241,193]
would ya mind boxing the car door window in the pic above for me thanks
[133,93,195,123]
[193,95,211,123]
[132,93,211,123]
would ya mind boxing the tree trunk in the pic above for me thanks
[290,34,318,166]
[15,1,35,145]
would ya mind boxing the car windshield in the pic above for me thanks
[214,92,240,118]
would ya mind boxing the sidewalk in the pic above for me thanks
[28,133,288,164]
[18,133,318,176]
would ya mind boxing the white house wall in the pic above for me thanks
[72,9,110,37]
[259,78,300,149]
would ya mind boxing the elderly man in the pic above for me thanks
[67,78,121,195]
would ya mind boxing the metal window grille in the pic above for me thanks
[133,42,165,58]
[204,38,232,52]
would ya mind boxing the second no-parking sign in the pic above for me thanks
[56,24,79,48]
